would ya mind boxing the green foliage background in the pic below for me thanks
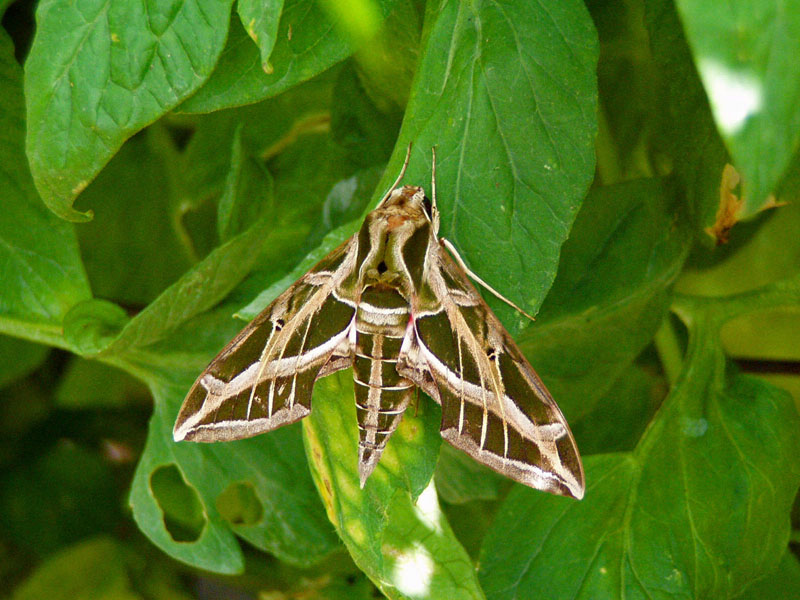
[2,0,800,598]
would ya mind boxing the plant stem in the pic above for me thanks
[654,314,683,387]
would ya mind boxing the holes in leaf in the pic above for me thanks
[216,481,263,527]
[150,465,205,543]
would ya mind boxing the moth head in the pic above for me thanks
[378,185,424,220]
[380,185,438,232]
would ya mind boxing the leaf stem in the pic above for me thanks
[673,272,800,329]
[654,315,683,387]
[0,316,72,351]
[594,105,621,186]
[259,113,331,162]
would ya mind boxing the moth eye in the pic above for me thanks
[422,196,433,219]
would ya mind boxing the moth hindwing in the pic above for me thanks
[174,156,585,499]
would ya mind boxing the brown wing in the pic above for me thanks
[173,238,357,443]
[398,245,584,499]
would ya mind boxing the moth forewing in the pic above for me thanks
[172,239,358,443]
[173,155,584,500]
[397,241,585,500]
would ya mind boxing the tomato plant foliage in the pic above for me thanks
[2,0,800,598]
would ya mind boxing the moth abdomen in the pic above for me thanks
[352,286,415,486]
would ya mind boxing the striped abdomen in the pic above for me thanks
[353,286,414,485]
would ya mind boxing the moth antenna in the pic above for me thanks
[431,146,440,234]
[431,146,437,208]
[440,237,536,322]
[380,142,413,205]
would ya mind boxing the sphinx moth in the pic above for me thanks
[174,148,584,499]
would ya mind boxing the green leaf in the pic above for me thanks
[479,311,800,599]
[590,0,658,184]
[379,488,484,600]
[233,127,377,310]
[346,0,421,111]
[102,216,269,355]
[677,201,800,297]
[55,358,149,409]
[304,163,385,249]
[519,178,689,423]
[197,93,393,322]
[149,463,206,543]
[303,371,483,599]
[237,132,387,321]
[303,371,440,508]
[181,0,399,113]
[24,0,235,221]
[130,375,338,573]
[74,129,192,306]
[237,0,284,73]
[265,132,366,230]
[675,201,800,383]
[675,0,800,211]
[238,218,359,321]
[217,550,380,599]
[720,306,800,363]
[62,299,129,356]
[737,552,800,600]
[441,498,499,562]
[380,0,598,332]
[178,67,339,206]
[11,537,139,600]
[0,336,48,390]
[316,0,383,45]
[0,31,90,344]
[570,363,666,456]
[0,443,119,557]
[99,134,275,356]
[433,444,505,505]
[329,60,402,167]
[0,371,50,443]
[480,454,630,600]
[644,0,730,237]
[217,125,275,243]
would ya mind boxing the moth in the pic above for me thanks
[174,147,584,499]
